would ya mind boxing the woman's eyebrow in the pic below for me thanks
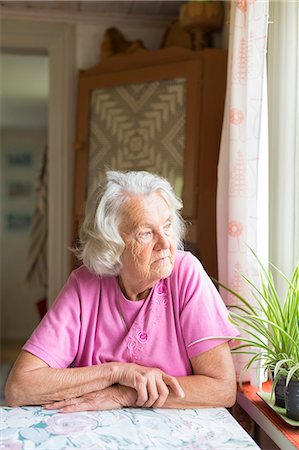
[139,217,172,228]
[138,224,152,229]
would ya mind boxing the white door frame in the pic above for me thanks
[1,19,76,304]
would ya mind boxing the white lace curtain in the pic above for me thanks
[217,0,269,387]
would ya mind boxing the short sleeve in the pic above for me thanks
[23,272,81,368]
[178,252,239,358]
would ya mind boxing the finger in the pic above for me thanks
[164,375,185,398]
[60,401,90,413]
[43,402,66,410]
[43,398,79,410]
[142,377,159,408]
[152,380,169,408]
[134,374,148,407]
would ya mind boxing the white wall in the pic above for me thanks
[75,13,229,70]
[76,21,167,70]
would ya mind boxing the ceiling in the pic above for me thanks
[0,1,185,18]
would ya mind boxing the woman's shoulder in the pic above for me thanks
[69,264,104,287]
[66,265,116,303]
[171,250,206,285]
[174,250,202,271]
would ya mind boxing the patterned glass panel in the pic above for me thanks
[87,78,186,198]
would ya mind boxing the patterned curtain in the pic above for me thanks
[217,0,269,387]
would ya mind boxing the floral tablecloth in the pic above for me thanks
[0,406,260,449]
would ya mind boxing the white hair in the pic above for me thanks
[76,170,186,276]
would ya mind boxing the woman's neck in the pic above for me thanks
[117,275,152,301]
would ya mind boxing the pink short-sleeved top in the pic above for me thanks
[23,251,238,376]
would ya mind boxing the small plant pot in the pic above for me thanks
[284,379,299,421]
[274,376,286,408]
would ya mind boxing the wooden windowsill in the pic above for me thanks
[237,382,299,450]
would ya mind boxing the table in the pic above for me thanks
[0,406,260,449]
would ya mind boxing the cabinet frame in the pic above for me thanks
[73,47,227,278]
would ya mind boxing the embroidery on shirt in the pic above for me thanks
[125,280,169,362]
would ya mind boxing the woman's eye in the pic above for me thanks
[141,231,151,237]
[164,222,172,234]
[138,231,153,243]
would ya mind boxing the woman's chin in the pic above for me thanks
[151,259,173,279]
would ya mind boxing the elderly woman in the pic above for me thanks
[6,170,238,412]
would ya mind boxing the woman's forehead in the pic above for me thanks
[120,193,170,230]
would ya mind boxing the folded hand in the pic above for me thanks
[43,385,136,413]
[115,363,185,408]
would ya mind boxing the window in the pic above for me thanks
[268,1,299,294]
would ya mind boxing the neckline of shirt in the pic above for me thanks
[115,277,161,306]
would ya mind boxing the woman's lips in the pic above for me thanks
[154,256,169,263]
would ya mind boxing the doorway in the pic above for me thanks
[0,21,75,402]
[0,18,76,307]
[0,50,49,354]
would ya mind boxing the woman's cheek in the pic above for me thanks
[130,240,145,257]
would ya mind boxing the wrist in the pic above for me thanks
[106,362,122,385]
[109,362,123,384]
[114,384,137,407]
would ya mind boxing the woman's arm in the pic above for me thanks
[5,350,184,408]
[120,342,236,409]
[160,342,237,408]
[44,342,236,412]
[5,351,118,407]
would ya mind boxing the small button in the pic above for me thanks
[137,331,148,343]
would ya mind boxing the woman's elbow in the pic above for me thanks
[5,375,26,407]
[5,384,20,407]
[223,379,237,407]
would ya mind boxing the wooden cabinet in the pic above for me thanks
[73,47,227,278]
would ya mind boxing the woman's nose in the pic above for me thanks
[154,232,170,250]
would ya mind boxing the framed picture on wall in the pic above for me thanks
[6,213,31,231]
[7,181,33,198]
[6,150,33,168]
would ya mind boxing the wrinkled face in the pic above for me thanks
[119,192,176,287]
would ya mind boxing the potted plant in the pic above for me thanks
[273,354,299,420]
[213,251,299,420]
[271,265,299,420]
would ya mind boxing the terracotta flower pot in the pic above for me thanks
[285,379,299,421]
